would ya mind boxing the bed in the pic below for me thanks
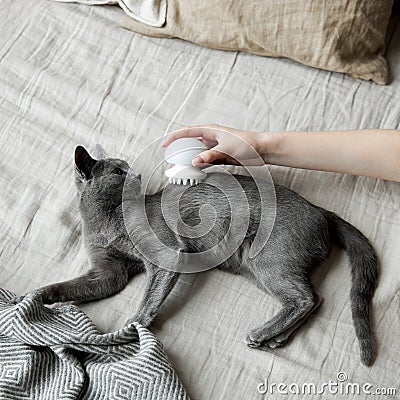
[0,1,399,399]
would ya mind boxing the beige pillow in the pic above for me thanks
[122,0,394,84]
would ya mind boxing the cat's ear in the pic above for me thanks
[75,146,96,180]
[93,143,107,160]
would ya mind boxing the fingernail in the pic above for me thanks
[192,156,204,165]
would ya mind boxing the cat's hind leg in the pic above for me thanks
[265,294,322,348]
[245,269,319,349]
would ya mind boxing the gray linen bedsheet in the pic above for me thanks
[1,1,399,399]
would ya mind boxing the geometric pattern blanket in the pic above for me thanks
[0,289,189,400]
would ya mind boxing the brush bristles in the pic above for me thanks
[168,177,202,186]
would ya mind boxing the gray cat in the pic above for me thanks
[24,145,378,366]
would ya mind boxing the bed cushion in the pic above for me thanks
[122,0,393,84]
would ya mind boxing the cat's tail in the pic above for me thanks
[325,210,379,366]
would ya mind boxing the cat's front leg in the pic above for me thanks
[14,255,141,304]
[12,283,72,304]
[129,264,179,327]
[34,265,129,304]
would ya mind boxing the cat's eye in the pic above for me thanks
[114,168,125,175]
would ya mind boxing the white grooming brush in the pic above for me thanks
[164,138,207,186]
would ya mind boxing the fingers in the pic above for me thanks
[162,125,220,147]
[192,147,226,166]
[162,129,201,147]
[193,154,263,167]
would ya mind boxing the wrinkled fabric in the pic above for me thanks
[0,289,189,399]
[122,0,393,84]
[0,1,399,399]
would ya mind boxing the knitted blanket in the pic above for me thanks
[0,289,188,399]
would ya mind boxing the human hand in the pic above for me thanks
[162,124,273,166]
[164,125,400,181]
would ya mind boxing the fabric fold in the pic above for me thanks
[0,289,188,399]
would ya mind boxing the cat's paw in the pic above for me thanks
[125,317,137,326]
[11,291,46,305]
[265,335,288,349]
[128,314,152,328]
[245,329,290,349]
[245,326,288,348]
[245,331,263,348]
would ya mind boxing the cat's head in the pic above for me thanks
[74,145,141,206]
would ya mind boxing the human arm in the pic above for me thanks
[162,125,400,182]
